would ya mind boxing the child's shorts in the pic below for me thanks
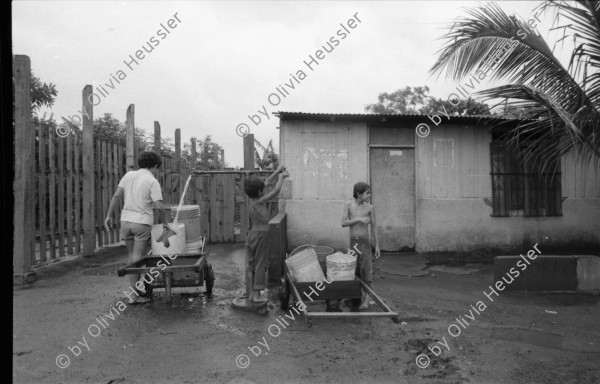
[350,236,372,283]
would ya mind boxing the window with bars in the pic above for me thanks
[489,142,562,217]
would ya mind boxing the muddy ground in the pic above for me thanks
[13,243,600,384]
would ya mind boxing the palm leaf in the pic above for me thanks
[478,84,600,172]
[431,1,600,169]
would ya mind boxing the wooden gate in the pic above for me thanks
[193,171,278,243]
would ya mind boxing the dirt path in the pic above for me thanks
[13,244,600,384]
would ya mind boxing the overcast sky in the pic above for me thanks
[14,0,565,167]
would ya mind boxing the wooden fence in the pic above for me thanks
[33,127,147,264]
[31,126,201,265]
[14,55,242,281]
[192,171,277,243]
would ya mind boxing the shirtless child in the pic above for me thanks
[341,182,380,310]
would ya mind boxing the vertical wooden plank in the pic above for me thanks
[102,141,109,244]
[190,138,197,204]
[111,142,119,241]
[209,174,218,242]
[13,55,35,279]
[126,104,135,171]
[107,141,114,243]
[82,85,95,256]
[224,174,235,241]
[199,175,211,240]
[154,121,161,156]
[240,173,249,242]
[95,140,103,247]
[66,133,74,255]
[175,129,181,203]
[221,149,225,169]
[48,124,57,259]
[244,134,255,170]
[57,136,65,257]
[116,144,124,236]
[74,134,81,253]
[38,123,48,262]
[215,174,224,241]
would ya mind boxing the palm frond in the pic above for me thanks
[478,84,600,171]
[536,0,600,109]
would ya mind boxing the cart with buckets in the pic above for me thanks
[279,245,399,327]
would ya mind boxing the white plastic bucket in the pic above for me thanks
[285,248,326,282]
[171,205,201,251]
[151,223,186,255]
[326,252,356,281]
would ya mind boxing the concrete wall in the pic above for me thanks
[284,200,349,251]
[416,124,600,252]
[416,198,600,253]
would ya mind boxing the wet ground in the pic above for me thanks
[13,243,600,384]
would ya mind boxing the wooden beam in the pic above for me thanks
[126,104,135,170]
[190,138,197,204]
[243,134,255,170]
[13,55,35,283]
[267,213,287,288]
[82,85,96,256]
[175,129,181,173]
[154,121,161,156]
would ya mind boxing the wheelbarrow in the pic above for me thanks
[118,252,215,303]
[279,245,400,327]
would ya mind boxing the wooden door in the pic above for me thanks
[369,127,416,251]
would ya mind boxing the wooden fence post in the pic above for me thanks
[243,133,255,170]
[126,104,135,171]
[190,138,197,204]
[154,121,161,156]
[82,85,95,256]
[268,213,287,288]
[221,149,225,169]
[175,129,181,202]
[13,55,36,284]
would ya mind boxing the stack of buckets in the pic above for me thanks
[171,205,204,254]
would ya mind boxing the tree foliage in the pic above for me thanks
[365,85,492,116]
[179,135,224,170]
[31,73,57,113]
[254,138,279,170]
[430,1,600,171]
[93,113,147,148]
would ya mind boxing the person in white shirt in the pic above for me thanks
[105,152,170,304]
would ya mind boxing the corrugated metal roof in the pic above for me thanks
[274,111,517,124]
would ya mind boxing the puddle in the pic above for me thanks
[427,265,479,275]
[471,326,600,353]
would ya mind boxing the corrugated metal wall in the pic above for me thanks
[281,120,368,200]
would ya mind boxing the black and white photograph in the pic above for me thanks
[11,1,600,383]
